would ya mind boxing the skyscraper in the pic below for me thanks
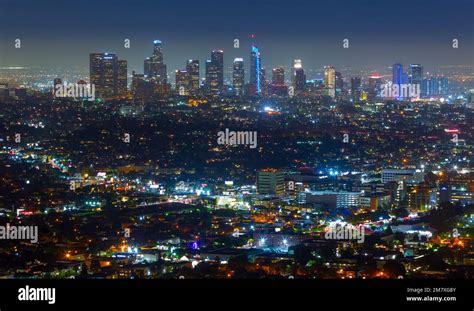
[117,59,128,96]
[144,40,167,83]
[368,73,382,99]
[439,77,449,95]
[335,71,343,96]
[351,77,361,101]
[324,65,336,98]
[292,59,302,85]
[392,63,403,85]
[423,77,449,96]
[186,60,200,94]
[211,50,224,89]
[205,50,224,95]
[270,67,288,96]
[272,67,285,85]
[250,45,262,95]
[294,68,306,94]
[232,58,244,96]
[89,52,127,98]
[175,69,189,95]
[409,64,423,85]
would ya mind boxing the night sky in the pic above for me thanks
[0,0,473,77]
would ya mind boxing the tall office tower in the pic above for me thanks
[351,77,362,101]
[368,73,382,98]
[257,169,285,196]
[152,39,163,63]
[335,71,343,96]
[205,62,219,94]
[175,69,189,95]
[324,65,336,98]
[233,58,244,96]
[211,50,224,89]
[90,53,108,95]
[421,79,429,96]
[392,63,403,85]
[424,77,449,96]
[117,59,128,96]
[205,60,213,93]
[131,71,156,101]
[409,64,423,85]
[430,78,440,96]
[402,72,409,84]
[186,60,200,94]
[260,68,267,95]
[205,50,224,94]
[272,67,285,84]
[294,68,306,93]
[292,59,302,85]
[131,71,144,94]
[250,45,262,95]
[439,77,449,95]
[270,67,287,96]
[144,40,167,83]
[90,52,127,98]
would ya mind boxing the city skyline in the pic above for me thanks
[2,40,472,91]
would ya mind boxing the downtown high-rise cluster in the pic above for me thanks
[87,40,451,102]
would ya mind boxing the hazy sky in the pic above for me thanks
[0,0,473,79]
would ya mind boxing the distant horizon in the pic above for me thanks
[1,38,473,75]
[0,0,472,75]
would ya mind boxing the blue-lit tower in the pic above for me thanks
[250,45,261,95]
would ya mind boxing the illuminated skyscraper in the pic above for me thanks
[144,40,167,83]
[272,67,285,85]
[211,50,224,88]
[350,77,361,101]
[186,60,200,93]
[335,71,343,96]
[152,40,164,63]
[117,59,128,96]
[232,58,244,96]
[294,68,306,93]
[89,52,127,98]
[270,67,288,96]
[439,77,449,95]
[409,64,423,85]
[392,63,403,85]
[368,72,382,99]
[205,50,224,94]
[175,69,189,95]
[250,45,262,95]
[324,65,336,98]
[292,59,302,85]
[293,59,302,68]
[423,77,449,96]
